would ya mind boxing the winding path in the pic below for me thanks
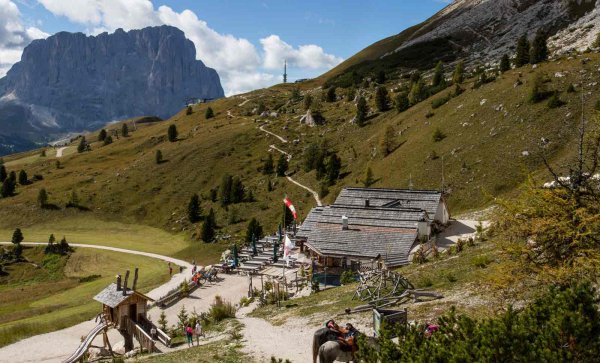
[259,125,322,207]
[55,147,68,158]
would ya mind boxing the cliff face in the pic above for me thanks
[0,25,224,154]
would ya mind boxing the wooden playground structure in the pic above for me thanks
[62,268,171,363]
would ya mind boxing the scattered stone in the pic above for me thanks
[554,72,565,78]
[480,99,487,106]
[522,151,530,157]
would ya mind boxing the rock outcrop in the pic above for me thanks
[0,25,224,155]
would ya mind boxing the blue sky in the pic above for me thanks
[1,0,448,95]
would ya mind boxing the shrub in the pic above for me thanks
[431,94,450,109]
[186,106,193,115]
[205,107,214,119]
[340,270,357,285]
[455,238,465,252]
[432,128,446,142]
[425,111,435,119]
[413,244,427,264]
[547,92,566,109]
[155,150,163,164]
[208,296,236,323]
[471,255,493,268]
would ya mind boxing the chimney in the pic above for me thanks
[342,216,349,230]
[365,199,370,208]
[123,270,130,296]
[116,274,122,291]
[132,267,139,291]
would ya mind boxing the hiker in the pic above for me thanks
[168,262,173,276]
[195,321,203,345]
[185,324,193,347]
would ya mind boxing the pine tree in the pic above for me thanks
[158,311,168,331]
[168,124,178,142]
[356,96,368,127]
[303,143,320,172]
[276,154,288,177]
[205,107,214,119]
[155,150,163,164]
[1,178,15,197]
[408,79,424,105]
[220,174,233,206]
[257,102,266,114]
[375,86,390,112]
[593,32,600,48]
[326,153,342,185]
[380,125,396,156]
[245,218,264,243]
[376,70,386,84]
[263,153,274,175]
[315,152,327,180]
[186,105,193,115]
[325,87,336,102]
[303,94,313,110]
[0,164,6,182]
[98,129,107,142]
[499,54,511,73]
[121,123,129,137]
[77,137,87,153]
[452,61,464,85]
[187,193,201,223]
[12,228,23,244]
[201,208,216,242]
[8,171,15,183]
[515,34,530,67]
[37,188,48,207]
[103,136,113,146]
[67,189,79,208]
[363,167,375,187]
[395,93,410,113]
[432,61,445,87]
[230,177,245,203]
[530,30,548,64]
[18,170,27,185]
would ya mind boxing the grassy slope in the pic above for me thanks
[0,55,598,257]
[0,246,170,347]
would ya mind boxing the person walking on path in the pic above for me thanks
[168,262,173,276]
[185,324,194,347]
[195,321,203,345]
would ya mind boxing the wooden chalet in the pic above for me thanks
[298,188,450,268]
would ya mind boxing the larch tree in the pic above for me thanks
[515,34,530,67]
[375,86,390,112]
[452,61,464,85]
[167,124,178,142]
[499,54,511,73]
[187,193,201,223]
[356,96,368,127]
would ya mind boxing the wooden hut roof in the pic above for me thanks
[93,283,153,308]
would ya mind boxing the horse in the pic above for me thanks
[318,341,354,363]
[312,327,343,363]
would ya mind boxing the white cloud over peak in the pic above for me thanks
[0,0,48,76]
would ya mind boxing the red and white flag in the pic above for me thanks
[283,196,298,220]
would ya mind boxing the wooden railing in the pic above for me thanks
[121,316,155,353]
[139,316,172,347]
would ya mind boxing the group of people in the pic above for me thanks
[184,321,204,347]
[325,319,359,353]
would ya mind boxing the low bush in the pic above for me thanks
[208,295,236,323]
[431,95,451,109]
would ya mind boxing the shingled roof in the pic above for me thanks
[334,188,442,219]
[93,283,153,308]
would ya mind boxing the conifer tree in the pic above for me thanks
[376,70,386,84]
[276,154,288,177]
[77,137,87,153]
[155,150,163,164]
[68,189,79,208]
[121,123,129,137]
[356,96,368,127]
[380,125,396,156]
[168,124,178,142]
[205,107,214,119]
[0,164,6,182]
[303,94,313,110]
[499,54,511,73]
[530,30,548,64]
[593,32,600,48]
[98,129,107,142]
[103,136,113,146]
[375,86,390,112]
[201,208,216,242]
[395,93,410,113]
[515,34,530,67]
[1,178,15,197]
[326,153,342,185]
[325,87,336,102]
[452,61,464,85]
[363,167,375,187]
[8,170,15,183]
[186,105,193,115]
[18,170,27,185]
[408,79,424,105]
[245,218,264,243]
[346,87,356,102]
[432,61,445,87]
[12,228,23,244]
[188,193,201,223]
[263,153,274,175]
[303,143,320,172]
[37,188,48,207]
[220,174,233,206]
[230,177,245,203]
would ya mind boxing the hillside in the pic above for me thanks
[0,52,598,259]
[319,0,598,83]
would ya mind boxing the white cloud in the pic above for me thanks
[27,0,343,95]
[261,34,343,70]
[0,0,48,77]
